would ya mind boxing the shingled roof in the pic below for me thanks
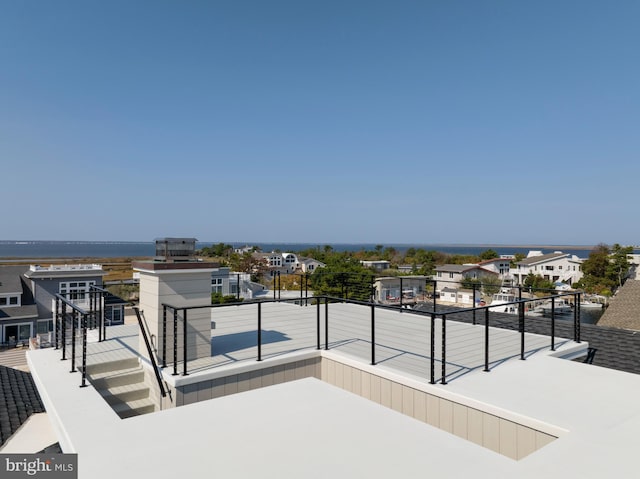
[413,303,640,375]
[516,252,568,265]
[597,280,640,331]
[0,365,46,447]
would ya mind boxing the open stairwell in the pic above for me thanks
[85,358,156,419]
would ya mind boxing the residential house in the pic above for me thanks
[211,267,266,299]
[397,264,416,274]
[433,264,499,292]
[373,276,429,304]
[360,260,391,272]
[298,258,325,274]
[234,245,255,255]
[477,257,514,281]
[254,252,301,276]
[439,287,476,305]
[0,264,126,346]
[511,251,583,286]
[0,266,39,345]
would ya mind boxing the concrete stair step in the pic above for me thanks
[89,368,145,389]
[112,398,156,419]
[84,357,139,376]
[101,384,151,405]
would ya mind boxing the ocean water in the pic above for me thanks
[0,240,604,259]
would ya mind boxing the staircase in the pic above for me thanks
[85,358,156,419]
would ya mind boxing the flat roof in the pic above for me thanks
[24,303,640,478]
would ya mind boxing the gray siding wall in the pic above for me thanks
[32,275,103,319]
[320,357,556,460]
[170,358,321,409]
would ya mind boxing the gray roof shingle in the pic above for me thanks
[414,302,640,375]
[0,365,46,446]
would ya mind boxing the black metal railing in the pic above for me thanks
[133,307,167,398]
[53,286,118,389]
[54,293,90,388]
[159,289,583,383]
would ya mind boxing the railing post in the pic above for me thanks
[61,301,67,360]
[472,284,476,325]
[237,273,240,301]
[399,277,403,311]
[182,308,188,376]
[305,274,309,306]
[484,308,490,372]
[162,305,167,368]
[551,297,556,351]
[370,303,376,365]
[430,314,435,384]
[518,285,522,302]
[54,299,60,350]
[172,308,178,376]
[100,291,106,342]
[70,309,77,373]
[300,274,303,307]
[257,302,262,361]
[520,301,526,360]
[89,289,93,330]
[441,314,447,385]
[575,292,581,343]
[433,281,437,312]
[97,289,102,342]
[316,299,321,350]
[324,297,329,350]
[80,313,88,387]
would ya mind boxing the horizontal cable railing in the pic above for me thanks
[161,289,583,384]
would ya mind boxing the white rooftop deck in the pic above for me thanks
[26,302,640,478]
[165,302,574,384]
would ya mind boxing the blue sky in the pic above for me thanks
[1,1,638,246]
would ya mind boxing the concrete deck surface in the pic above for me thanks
[25,302,640,478]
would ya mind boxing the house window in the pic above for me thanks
[212,278,223,293]
[111,308,123,323]
[437,272,442,278]
[4,323,32,342]
[59,281,96,301]
[449,273,454,279]
[37,320,53,334]
[559,265,563,269]
[0,296,20,307]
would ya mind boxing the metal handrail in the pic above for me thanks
[160,290,583,381]
[133,307,167,398]
[55,293,89,386]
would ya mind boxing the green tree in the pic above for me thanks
[309,253,374,301]
[523,273,554,293]
[607,243,633,288]
[199,242,233,257]
[582,244,610,279]
[479,249,499,260]
[480,275,502,296]
[211,292,244,304]
[510,253,525,267]
[574,243,632,295]
[229,252,269,282]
